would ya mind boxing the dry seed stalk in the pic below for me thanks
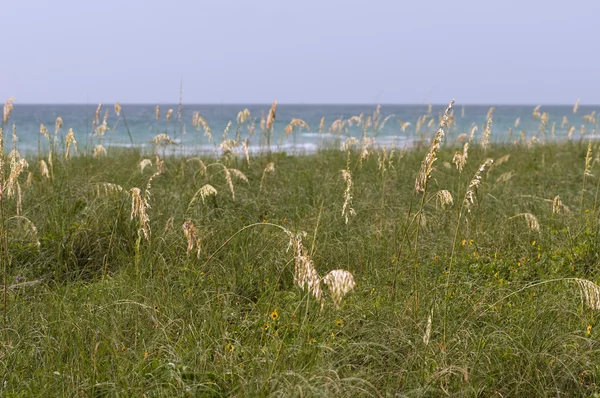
[322,269,356,307]
[183,220,202,258]
[464,158,494,211]
[415,99,454,193]
[284,119,310,136]
[3,97,15,125]
[341,169,356,224]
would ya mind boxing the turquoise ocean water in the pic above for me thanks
[5,104,599,154]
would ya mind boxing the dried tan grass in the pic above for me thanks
[584,138,593,177]
[266,101,277,131]
[130,187,150,241]
[415,100,454,193]
[260,162,275,192]
[93,144,106,157]
[464,158,494,211]
[183,220,202,258]
[287,231,322,302]
[152,134,175,145]
[3,97,15,125]
[341,169,356,224]
[509,212,540,232]
[139,159,152,173]
[574,278,600,310]
[284,119,310,136]
[322,269,355,307]
[452,142,469,172]
[94,182,125,199]
[436,190,454,209]
[65,129,78,159]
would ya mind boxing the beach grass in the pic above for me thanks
[2,130,600,396]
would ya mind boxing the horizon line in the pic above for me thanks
[7,102,598,107]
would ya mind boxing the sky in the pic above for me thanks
[1,0,599,104]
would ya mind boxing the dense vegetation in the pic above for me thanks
[2,101,600,396]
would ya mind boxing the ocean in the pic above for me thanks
[5,103,599,155]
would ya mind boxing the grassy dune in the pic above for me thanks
[1,142,599,396]
[2,103,600,395]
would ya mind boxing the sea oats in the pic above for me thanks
[266,101,277,131]
[219,139,237,155]
[329,118,346,135]
[552,195,564,215]
[561,116,569,128]
[93,144,106,157]
[514,117,520,128]
[199,184,217,204]
[342,137,359,152]
[415,100,454,193]
[467,125,478,142]
[95,182,125,199]
[155,105,161,120]
[510,212,540,232]
[152,133,175,145]
[155,155,165,174]
[423,308,433,346]
[377,114,395,132]
[573,99,580,114]
[183,220,202,258]
[464,158,494,211]
[284,118,310,136]
[322,269,355,307]
[584,138,594,177]
[480,117,492,151]
[243,138,250,166]
[237,108,251,125]
[486,106,496,121]
[583,111,596,124]
[399,121,411,132]
[452,142,469,172]
[39,124,50,141]
[25,172,33,189]
[359,137,374,163]
[93,103,102,127]
[341,169,356,224]
[222,121,232,140]
[318,117,325,134]
[495,154,510,167]
[166,109,173,122]
[64,129,78,159]
[139,159,152,173]
[186,184,218,214]
[6,158,29,198]
[130,187,150,241]
[436,190,454,209]
[260,162,275,191]
[114,102,122,117]
[574,278,600,310]
[3,97,15,124]
[377,146,394,173]
[185,158,207,177]
[532,105,541,119]
[568,126,575,140]
[496,171,514,184]
[286,231,322,302]
[348,114,363,127]
[229,168,248,183]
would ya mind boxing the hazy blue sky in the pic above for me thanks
[1,0,599,104]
